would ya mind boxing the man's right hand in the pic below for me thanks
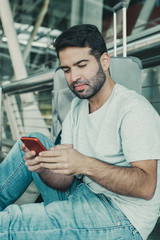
[20,143,46,173]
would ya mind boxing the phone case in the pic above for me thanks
[21,137,47,155]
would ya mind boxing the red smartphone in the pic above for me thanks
[21,137,47,156]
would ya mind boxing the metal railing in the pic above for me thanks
[0,69,54,160]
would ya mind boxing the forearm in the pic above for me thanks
[36,146,157,199]
[38,169,74,192]
[83,157,157,200]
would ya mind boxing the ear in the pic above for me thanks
[100,52,110,71]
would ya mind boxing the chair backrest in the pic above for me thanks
[51,56,142,142]
[51,69,75,141]
[110,56,142,94]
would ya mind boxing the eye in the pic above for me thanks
[78,64,87,68]
[62,68,70,73]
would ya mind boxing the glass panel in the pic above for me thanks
[0,0,160,79]
[142,65,160,114]
[103,0,160,43]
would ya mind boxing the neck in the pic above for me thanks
[88,75,115,113]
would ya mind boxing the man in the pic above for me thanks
[0,24,160,240]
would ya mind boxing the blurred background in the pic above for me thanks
[0,0,160,155]
[0,2,160,235]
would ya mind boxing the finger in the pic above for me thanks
[25,157,40,166]
[20,143,25,150]
[36,155,62,163]
[27,163,44,172]
[40,162,60,169]
[50,144,73,151]
[20,143,29,152]
[39,162,68,172]
[23,150,36,161]
[39,149,63,157]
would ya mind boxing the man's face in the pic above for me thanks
[59,47,106,99]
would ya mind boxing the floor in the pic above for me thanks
[147,218,160,240]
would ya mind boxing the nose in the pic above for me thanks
[70,68,81,82]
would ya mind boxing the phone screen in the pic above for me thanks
[21,137,47,156]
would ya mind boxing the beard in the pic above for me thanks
[68,63,106,99]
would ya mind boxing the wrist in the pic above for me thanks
[79,155,93,175]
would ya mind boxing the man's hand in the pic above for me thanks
[21,143,74,191]
[33,144,89,175]
[21,143,46,173]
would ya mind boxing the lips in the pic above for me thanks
[74,84,86,91]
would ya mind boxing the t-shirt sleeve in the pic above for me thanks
[120,99,160,162]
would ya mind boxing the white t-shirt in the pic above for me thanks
[61,83,160,240]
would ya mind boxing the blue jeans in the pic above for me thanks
[0,132,142,240]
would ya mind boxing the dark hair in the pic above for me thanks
[54,24,107,60]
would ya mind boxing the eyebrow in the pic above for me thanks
[56,59,89,72]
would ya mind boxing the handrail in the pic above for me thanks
[107,25,160,56]
[1,69,54,94]
[0,69,55,161]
